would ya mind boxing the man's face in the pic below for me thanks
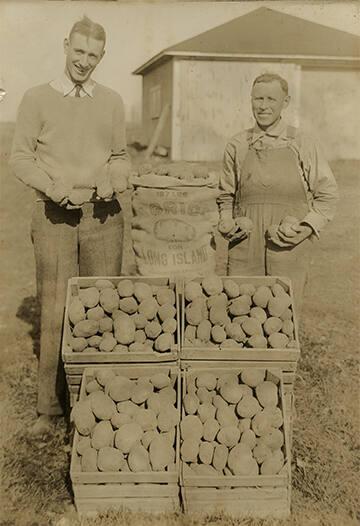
[64,32,105,84]
[251,80,290,130]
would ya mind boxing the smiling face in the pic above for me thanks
[251,80,290,130]
[64,32,105,84]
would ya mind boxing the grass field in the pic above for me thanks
[0,124,359,526]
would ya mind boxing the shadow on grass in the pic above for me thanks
[16,295,40,359]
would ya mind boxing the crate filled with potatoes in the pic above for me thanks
[180,364,291,518]
[62,277,180,403]
[70,365,181,515]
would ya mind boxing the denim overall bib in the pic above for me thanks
[228,134,312,312]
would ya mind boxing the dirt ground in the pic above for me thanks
[0,133,359,526]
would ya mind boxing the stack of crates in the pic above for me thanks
[179,275,300,518]
[61,276,182,514]
[63,274,299,518]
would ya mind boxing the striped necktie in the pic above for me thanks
[74,84,82,97]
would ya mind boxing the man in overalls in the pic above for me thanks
[10,16,130,435]
[218,73,338,312]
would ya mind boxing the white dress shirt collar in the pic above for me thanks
[50,73,96,98]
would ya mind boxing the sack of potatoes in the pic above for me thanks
[183,276,297,349]
[181,368,287,477]
[71,369,179,473]
[67,279,178,354]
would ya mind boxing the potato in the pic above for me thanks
[217,373,239,390]
[223,279,240,299]
[263,317,282,336]
[68,297,86,325]
[184,281,203,302]
[229,296,251,316]
[99,333,117,352]
[156,287,176,306]
[247,335,268,348]
[81,447,98,472]
[134,408,157,431]
[79,287,99,309]
[253,443,272,464]
[117,279,134,298]
[70,337,87,352]
[268,333,289,348]
[95,369,116,387]
[113,314,136,345]
[225,322,246,342]
[199,441,214,465]
[184,325,197,344]
[106,375,134,402]
[201,275,223,296]
[203,418,220,442]
[280,308,293,321]
[211,325,226,343]
[99,288,119,313]
[141,429,160,450]
[256,381,278,407]
[183,393,200,415]
[154,333,173,352]
[209,305,229,327]
[145,321,162,340]
[242,318,263,337]
[258,429,284,450]
[134,282,153,302]
[196,319,212,343]
[241,369,266,388]
[236,396,262,418]
[128,444,151,472]
[268,296,291,318]
[249,307,267,324]
[71,402,96,436]
[240,429,256,449]
[132,313,147,329]
[217,426,241,448]
[212,443,228,471]
[131,382,153,405]
[186,300,206,326]
[119,297,138,315]
[86,379,102,394]
[111,412,132,429]
[207,293,227,310]
[73,320,99,338]
[227,444,258,475]
[281,319,294,337]
[157,406,179,432]
[216,406,238,427]
[97,447,124,472]
[138,298,159,320]
[181,415,203,440]
[196,372,217,391]
[91,421,114,450]
[197,387,213,404]
[90,391,116,420]
[157,303,176,322]
[260,450,284,474]
[87,305,105,321]
[251,410,273,437]
[95,279,114,290]
[198,403,216,424]
[149,436,175,471]
[181,438,200,463]
[114,423,143,453]
[252,286,272,308]
[220,383,245,404]
[76,436,91,456]
[150,372,171,389]
[98,317,113,334]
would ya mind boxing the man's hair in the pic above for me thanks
[252,73,289,95]
[69,16,106,45]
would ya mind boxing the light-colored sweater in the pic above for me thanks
[10,83,130,196]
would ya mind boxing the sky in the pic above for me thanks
[0,0,359,122]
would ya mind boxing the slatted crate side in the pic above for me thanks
[61,276,181,365]
[179,364,291,517]
[70,363,181,514]
[180,275,300,359]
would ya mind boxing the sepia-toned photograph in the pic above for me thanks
[0,1,359,525]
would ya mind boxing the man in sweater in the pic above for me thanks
[10,16,130,435]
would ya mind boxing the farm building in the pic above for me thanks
[133,7,360,161]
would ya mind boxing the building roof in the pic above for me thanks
[134,7,360,74]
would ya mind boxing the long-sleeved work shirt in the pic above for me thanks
[218,119,339,236]
[9,76,131,199]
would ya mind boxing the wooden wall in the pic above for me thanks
[142,60,173,149]
[172,59,301,161]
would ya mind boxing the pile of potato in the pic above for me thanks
[72,369,179,472]
[183,276,297,349]
[181,369,286,476]
[132,161,216,183]
[67,279,177,354]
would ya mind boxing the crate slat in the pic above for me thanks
[76,496,180,514]
[73,483,179,498]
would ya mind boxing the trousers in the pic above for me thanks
[31,200,124,415]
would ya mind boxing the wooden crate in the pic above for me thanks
[180,276,300,408]
[180,364,292,518]
[62,276,180,404]
[70,364,181,515]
